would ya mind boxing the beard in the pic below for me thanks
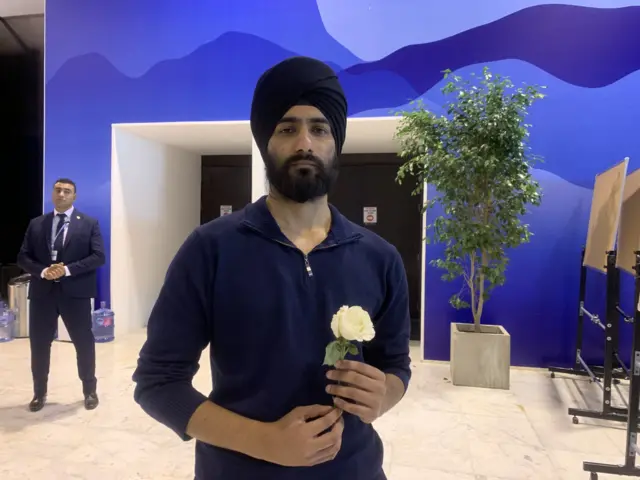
[265,151,339,203]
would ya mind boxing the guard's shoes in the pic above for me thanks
[29,395,47,412]
[84,392,99,410]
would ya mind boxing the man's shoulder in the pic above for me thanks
[74,210,97,222]
[30,213,48,222]
[29,212,51,226]
[340,215,401,261]
[195,207,248,240]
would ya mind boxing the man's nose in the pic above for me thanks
[293,129,313,152]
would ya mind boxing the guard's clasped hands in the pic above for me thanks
[44,263,66,280]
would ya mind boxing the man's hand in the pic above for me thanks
[44,263,66,280]
[326,360,387,424]
[258,405,344,467]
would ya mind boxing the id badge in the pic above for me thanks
[51,250,58,262]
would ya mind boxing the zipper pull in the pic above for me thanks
[304,255,313,277]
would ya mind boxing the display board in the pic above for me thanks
[616,163,640,275]
[583,158,629,272]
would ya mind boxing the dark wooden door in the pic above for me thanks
[330,154,423,340]
[201,155,252,224]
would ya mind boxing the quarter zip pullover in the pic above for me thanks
[133,196,412,480]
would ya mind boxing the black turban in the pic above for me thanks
[250,56,348,160]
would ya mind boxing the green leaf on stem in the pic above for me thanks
[323,340,343,366]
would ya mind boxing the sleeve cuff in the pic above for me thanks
[136,384,209,441]
[41,268,47,278]
[64,266,71,277]
[383,367,412,395]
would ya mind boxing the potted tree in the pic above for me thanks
[395,67,544,390]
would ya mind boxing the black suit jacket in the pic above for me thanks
[17,210,106,299]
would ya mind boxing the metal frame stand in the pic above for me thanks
[549,249,632,424]
[584,252,640,479]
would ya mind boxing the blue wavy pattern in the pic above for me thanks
[318,0,640,60]
[47,33,640,190]
[45,0,361,80]
[346,5,640,90]
[44,3,640,366]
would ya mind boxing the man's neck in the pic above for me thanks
[54,205,73,214]
[266,192,331,234]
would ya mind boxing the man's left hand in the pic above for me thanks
[326,360,387,424]
[49,263,66,280]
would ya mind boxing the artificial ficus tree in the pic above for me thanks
[395,67,544,331]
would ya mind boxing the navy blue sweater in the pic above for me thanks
[133,196,412,480]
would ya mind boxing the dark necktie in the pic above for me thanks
[53,213,67,255]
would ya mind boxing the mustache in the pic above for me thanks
[283,153,325,169]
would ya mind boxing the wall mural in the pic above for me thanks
[45,0,640,365]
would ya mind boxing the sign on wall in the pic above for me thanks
[363,206,377,225]
[220,205,233,217]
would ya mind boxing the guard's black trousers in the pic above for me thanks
[29,285,97,397]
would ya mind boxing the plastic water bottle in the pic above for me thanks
[0,300,16,343]
[92,301,115,343]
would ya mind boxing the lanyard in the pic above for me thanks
[50,219,69,251]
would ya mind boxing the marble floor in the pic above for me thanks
[0,333,635,480]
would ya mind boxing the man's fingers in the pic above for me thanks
[51,265,65,277]
[307,441,340,466]
[306,408,342,436]
[309,416,343,455]
[328,384,372,405]
[333,396,371,421]
[330,370,380,392]
[336,360,386,381]
[299,404,334,421]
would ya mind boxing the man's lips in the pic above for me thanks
[292,160,317,167]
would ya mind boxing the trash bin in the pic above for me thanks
[8,274,31,338]
[1,263,22,302]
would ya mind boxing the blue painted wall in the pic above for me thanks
[45,1,640,366]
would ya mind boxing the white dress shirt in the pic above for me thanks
[41,206,74,279]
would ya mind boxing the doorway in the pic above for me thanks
[201,155,252,224]
[330,154,423,341]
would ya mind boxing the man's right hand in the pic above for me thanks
[44,263,65,280]
[257,405,344,467]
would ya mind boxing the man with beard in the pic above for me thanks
[133,56,411,480]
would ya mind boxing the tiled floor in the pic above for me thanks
[0,333,635,479]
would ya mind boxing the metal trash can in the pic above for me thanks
[8,274,31,338]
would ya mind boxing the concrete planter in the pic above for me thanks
[450,323,511,390]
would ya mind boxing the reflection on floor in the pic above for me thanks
[0,332,633,479]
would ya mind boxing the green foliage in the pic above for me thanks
[395,66,544,328]
[323,338,359,366]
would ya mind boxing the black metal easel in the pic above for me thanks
[549,249,633,424]
[583,251,640,479]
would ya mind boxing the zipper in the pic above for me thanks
[302,243,343,277]
[271,237,314,277]
[304,255,313,277]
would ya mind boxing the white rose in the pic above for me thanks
[330,305,375,342]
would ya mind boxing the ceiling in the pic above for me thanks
[115,117,402,156]
[0,0,44,55]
